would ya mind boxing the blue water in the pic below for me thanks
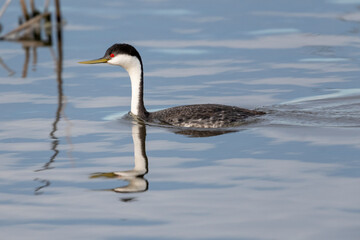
[0,0,359,239]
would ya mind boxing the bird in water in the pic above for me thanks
[79,43,265,128]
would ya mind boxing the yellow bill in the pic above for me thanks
[78,58,108,64]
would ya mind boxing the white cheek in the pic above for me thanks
[108,54,141,74]
[107,54,139,71]
[107,55,125,65]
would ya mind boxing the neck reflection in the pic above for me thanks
[91,122,149,194]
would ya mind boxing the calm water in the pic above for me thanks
[1,0,360,239]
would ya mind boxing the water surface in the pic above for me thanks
[0,0,360,239]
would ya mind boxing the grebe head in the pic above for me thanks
[79,43,143,73]
[79,43,147,118]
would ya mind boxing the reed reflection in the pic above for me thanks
[91,122,149,195]
[0,0,53,78]
[0,1,65,194]
[0,0,64,167]
[36,0,64,173]
[0,56,14,75]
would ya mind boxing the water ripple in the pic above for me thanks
[262,89,360,127]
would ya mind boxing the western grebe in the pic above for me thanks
[79,43,265,128]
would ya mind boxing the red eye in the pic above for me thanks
[110,53,115,58]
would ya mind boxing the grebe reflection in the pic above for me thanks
[89,117,241,196]
[90,122,148,194]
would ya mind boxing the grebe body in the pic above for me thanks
[79,43,265,128]
[147,104,262,128]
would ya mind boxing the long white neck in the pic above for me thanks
[128,64,143,116]
[108,54,147,117]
